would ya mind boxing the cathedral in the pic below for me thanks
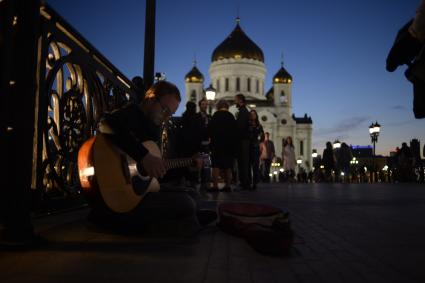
[184,18,313,170]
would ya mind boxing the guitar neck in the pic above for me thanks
[164,158,194,170]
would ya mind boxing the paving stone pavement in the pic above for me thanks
[1,182,424,283]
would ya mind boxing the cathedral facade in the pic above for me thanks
[184,19,313,171]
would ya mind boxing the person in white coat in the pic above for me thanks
[282,136,296,181]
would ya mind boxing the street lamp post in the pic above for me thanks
[297,158,303,170]
[312,149,318,170]
[333,140,341,182]
[369,121,381,182]
[205,84,216,115]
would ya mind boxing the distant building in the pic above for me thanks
[184,18,313,169]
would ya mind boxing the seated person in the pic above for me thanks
[89,81,216,235]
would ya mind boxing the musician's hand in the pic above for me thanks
[141,153,166,178]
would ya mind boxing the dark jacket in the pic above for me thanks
[236,106,250,140]
[179,110,202,156]
[249,124,264,148]
[196,111,211,144]
[322,147,335,169]
[100,103,160,162]
[208,110,237,156]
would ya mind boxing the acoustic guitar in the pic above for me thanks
[77,133,200,213]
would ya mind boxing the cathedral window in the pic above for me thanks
[225,78,229,91]
[300,140,304,156]
[236,77,240,91]
[256,80,259,93]
[190,90,196,102]
[247,78,251,92]
[261,115,267,122]
[280,90,287,104]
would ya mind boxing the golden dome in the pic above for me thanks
[211,18,264,62]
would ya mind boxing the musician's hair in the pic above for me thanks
[144,81,181,102]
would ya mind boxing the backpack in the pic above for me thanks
[217,202,293,255]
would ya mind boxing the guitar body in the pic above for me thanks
[78,134,160,214]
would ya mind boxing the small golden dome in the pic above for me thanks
[273,64,292,84]
[185,65,204,83]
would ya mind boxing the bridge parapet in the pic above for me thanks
[36,4,141,197]
[1,1,142,209]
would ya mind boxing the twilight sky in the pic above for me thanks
[49,0,424,157]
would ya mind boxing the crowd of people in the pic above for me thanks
[310,141,424,184]
[175,93,291,192]
[173,93,425,187]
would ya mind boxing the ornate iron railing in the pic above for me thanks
[33,3,141,199]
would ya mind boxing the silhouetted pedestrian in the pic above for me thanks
[248,110,264,190]
[260,132,275,182]
[234,94,251,190]
[339,143,353,182]
[179,101,202,187]
[322,141,335,182]
[282,136,296,182]
[196,98,212,190]
[208,100,237,192]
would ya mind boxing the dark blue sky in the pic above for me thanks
[49,0,423,156]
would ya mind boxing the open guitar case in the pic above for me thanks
[217,202,294,256]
